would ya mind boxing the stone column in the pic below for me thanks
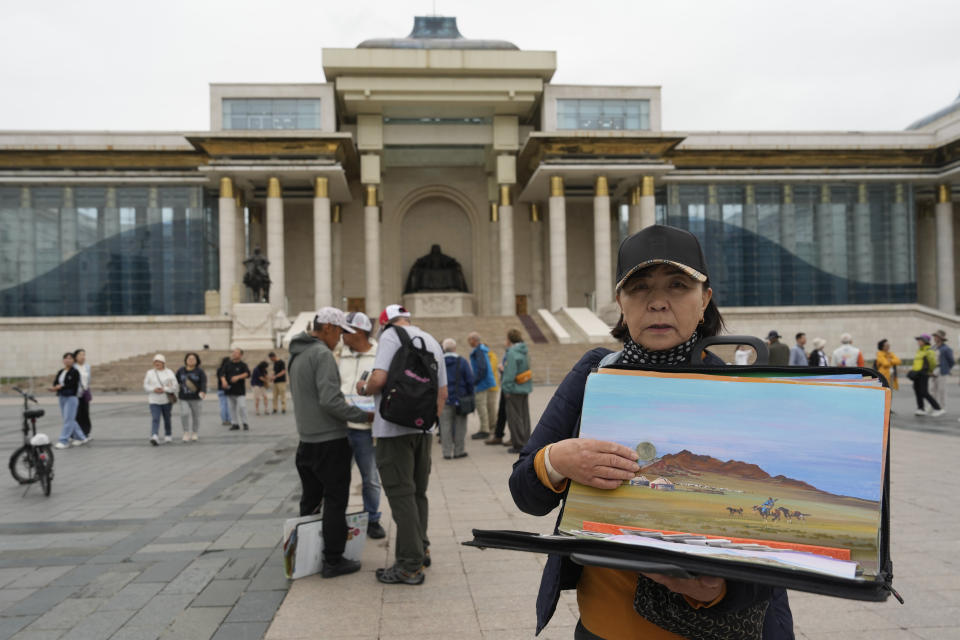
[218,177,236,316]
[313,177,332,309]
[331,204,342,308]
[489,203,500,315]
[234,192,246,297]
[266,177,285,312]
[499,185,515,316]
[853,184,873,287]
[628,186,642,235]
[19,187,35,284]
[891,185,910,286]
[60,186,77,262]
[530,203,544,311]
[593,176,613,308]
[548,176,568,310]
[639,176,657,229]
[364,186,381,317]
[147,187,163,313]
[936,184,955,314]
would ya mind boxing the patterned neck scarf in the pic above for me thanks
[619,330,699,366]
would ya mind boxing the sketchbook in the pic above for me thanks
[467,364,897,602]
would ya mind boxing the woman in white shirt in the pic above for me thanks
[73,348,92,437]
[143,354,179,446]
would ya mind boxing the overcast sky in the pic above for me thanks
[2,0,958,132]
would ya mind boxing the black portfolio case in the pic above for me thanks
[464,336,901,603]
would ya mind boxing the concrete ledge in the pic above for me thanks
[559,307,612,344]
[536,309,572,344]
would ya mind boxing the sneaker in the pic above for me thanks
[484,437,503,445]
[163,435,173,443]
[182,433,191,442]
[320,557,362,579]
[422,548,431,568]
[54,442,69,450]
[242,424,249,431]
[471,431,490,440]
[150,435,159,446]
[914,409,928,416]
[453,452,468,459]
[375,564,424,585]
[229,424,240,431]
[70,439,85,447]
[367,521,386,539]
[221,421,231,426]
[191,432,199,441]
[272,409,277,414]
[931,409,946,417]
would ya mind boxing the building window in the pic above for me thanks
[222,98,322,130]
[556,99,650,130]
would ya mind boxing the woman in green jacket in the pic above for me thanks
[912,334,944,417]
[501,328,533,453]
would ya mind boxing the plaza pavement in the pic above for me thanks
[0,378,957,640]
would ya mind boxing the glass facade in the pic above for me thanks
[222,98,322,130]
[0,185,217,317]
[653,182,916,307]
[557,99,650,130]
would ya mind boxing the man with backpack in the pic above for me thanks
[357,304,447,585]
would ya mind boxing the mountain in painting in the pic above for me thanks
[639,449,822,492]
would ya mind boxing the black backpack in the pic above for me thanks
[380,325,440,430]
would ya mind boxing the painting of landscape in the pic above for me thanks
[558,370,890,578]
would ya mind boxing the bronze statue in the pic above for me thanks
[404,244,469,293]
[243,247,271,302]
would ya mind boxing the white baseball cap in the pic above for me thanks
[345,311,373,333]
[313,307,356,333]
[153,354,166,364]
[379,304,411,326]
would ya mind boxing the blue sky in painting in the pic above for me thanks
[580,373,887,501]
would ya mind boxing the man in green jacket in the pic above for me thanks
[288,307,373,579]
[501,328,533,453]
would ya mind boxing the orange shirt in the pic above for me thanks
[534,447,725,639]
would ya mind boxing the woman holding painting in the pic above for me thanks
[509,225,794,640]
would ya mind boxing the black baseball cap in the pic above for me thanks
[616,225,709,290]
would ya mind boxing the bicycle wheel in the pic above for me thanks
[36,447,53,497]
[8,445,37,484]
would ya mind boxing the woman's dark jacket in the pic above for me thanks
[444,353,475,407]
[508,347,795,638]
[53,368,80,397]
[176,367,207,400]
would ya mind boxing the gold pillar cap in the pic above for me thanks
[595,176,608,197]
[550,175,564,198]
[629,186,640,206]
[641,176,655,197]
[332,204,342,223]
[365,185,378,207]
[315,177,329,199]
[219,177,234,199]
[267,177,281,199]
[939,184,951,204]
[499,185,511,207]
[490,202,499,222]
[530,202,541,222]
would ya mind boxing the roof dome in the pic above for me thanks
[906,91,960,130]
[357,16,519,50]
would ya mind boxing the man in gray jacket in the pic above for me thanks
[289,307,373,579]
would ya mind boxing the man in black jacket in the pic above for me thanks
[219,348,251,431]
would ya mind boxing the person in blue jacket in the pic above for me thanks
[440,338,475,459]
[508,225,794,640]
[468,332,498,441]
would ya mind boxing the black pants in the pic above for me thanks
[913,375,941,411]
[295,438,353,561]
[77,398,91,436]
[493,391,507,438]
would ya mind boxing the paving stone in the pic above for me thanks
[0,616,36,640]
[98,583,165,612]
[214,557,262,581]
[191,580,249,607]
[58,610,133,640]
[245,549,287,592]
[122,595,193,629]
[0,589,37,610]
[9,629,67,640]
[25,597,103,630]
[131,559,194,585]
[210,622,269,640]
[0,569,34,589]
[159,606,229,640]
[224,590,286,623]
[8,568,76,590]
[160,556,228,596]
[1,587,78,616]
[106,626,164,640]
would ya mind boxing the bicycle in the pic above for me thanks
[8,386,54,496]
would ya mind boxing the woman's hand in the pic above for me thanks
[641,573,725,604]
[199,392,206,400]
[547,438,640,489]
[153,387,164,394]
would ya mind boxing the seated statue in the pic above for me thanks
[404,244,469,293]
[243,247,271,302]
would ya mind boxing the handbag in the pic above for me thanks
[515,369,533,384]
[155,371,177,404]
[455,358,475,416]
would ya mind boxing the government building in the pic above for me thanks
[3,16,960,374]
